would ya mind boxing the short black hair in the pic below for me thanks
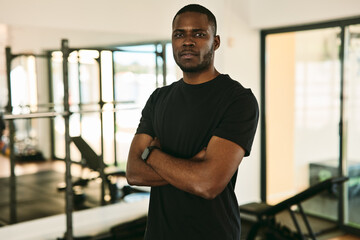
[172,4,217,35]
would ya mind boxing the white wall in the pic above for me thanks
[1,0,360,210]
[249,0,360,29]
[0,0,226,52]
[219,0,261,204]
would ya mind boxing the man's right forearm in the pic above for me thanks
[126,133,168,187]
[126,155,168,186]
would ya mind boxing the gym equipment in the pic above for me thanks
[239,176,348,240]
[3,40,74,238]
[58,136,148,206]
[3,39,153,239]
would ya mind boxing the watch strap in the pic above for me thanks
[142,146,160,162]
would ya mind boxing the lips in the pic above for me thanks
[179,50,198,59]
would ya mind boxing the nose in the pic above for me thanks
[183,36,195,47]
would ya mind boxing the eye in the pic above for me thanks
[195,32,206,37]
[173,32,183,38]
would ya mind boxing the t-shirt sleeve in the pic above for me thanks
[135,89,159,137]
[213,89,259,157]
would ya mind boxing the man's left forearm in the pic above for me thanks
[146,148,214,198]
[146,136,244,199]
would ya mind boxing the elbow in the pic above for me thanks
[126,170,141,186]
[195,182,224,200]
[125,173,135,186]
[201,192,219,200]
[126,161,142,186]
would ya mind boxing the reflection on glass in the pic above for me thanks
[266,28,341,220]
[115,109,140,169]
[10,56,38,113]
[166,43,178,84]
[100,51,113,103]
[51,43,177,170]
[102,103,115,165]
[113,49,157,168]
[114,51,156,103]
[117,44,156,52]
[9,56,44,158]
[51,52,64,110]
[52,50,100,159]
[345,24,360,227]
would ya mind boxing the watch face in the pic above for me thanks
[141,147,150,160]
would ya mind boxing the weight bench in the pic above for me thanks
[239,177,348,240]
[59,136,146,205]
[72,136,127,204]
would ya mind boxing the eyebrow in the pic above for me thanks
[173,28,207,33]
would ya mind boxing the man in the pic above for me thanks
[0,114,4,140]
[126,4,259,240]
[0,114,6,155]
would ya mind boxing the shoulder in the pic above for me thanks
[143,80,182,108]
[219,74,258,104]
[215,74,245,93]
[157,80,181,93]
[150,80,182,100]
[147,80,176,97]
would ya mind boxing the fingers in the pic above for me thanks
[150,137,161,148]
[191,147,206,162]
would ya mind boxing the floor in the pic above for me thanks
[1,154,360,240]
[329,236,360,240]
[240,211,360,240]
[0,153,82,178]
[0,155,105,225]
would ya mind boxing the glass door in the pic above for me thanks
[344,24,360,228]
[262,19,360,233]
[265,27,342,219]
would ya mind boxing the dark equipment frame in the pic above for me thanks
[4,40,75,239]
[241,177,349,240]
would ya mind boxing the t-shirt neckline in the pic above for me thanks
[180,74,226,88]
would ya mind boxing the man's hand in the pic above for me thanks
[149,137,161,149]
[190,147,206,162]
[128,134,245,200]
[126,134,168,187]
[146,136,245,199]
[150,137,206,162]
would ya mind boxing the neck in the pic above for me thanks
[182,68,220,85]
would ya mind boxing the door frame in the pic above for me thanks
[260,16,360,234]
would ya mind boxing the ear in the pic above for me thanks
[214,35,220,50]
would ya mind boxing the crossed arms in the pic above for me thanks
[126,133,245,200]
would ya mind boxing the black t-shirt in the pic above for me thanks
[136,74,259,240]
[0,114,5,138]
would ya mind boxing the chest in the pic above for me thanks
[151,87,231,156]
[154,89,223,132]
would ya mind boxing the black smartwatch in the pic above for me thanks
[141,146,160,163]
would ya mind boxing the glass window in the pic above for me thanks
[113,47,157,168]
[344,24,360,228]
[265,27,342,221]
[50,42,177,170]
[263,20,360,232]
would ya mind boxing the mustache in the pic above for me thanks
[179,49,199,56]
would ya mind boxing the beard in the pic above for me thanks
[175,46,214,73]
